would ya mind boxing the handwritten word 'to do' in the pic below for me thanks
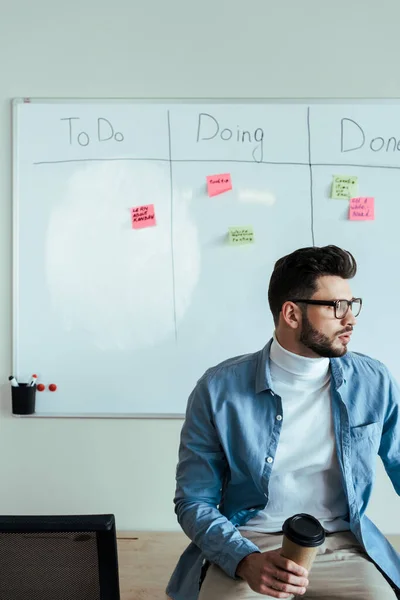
[61,117,124,147]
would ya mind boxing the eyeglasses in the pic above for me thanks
[289,298,362,319]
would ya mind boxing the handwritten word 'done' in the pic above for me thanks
[207,173,232,197]
[131,204,157,229]
[228,226,254,245]
[349,197,374,221]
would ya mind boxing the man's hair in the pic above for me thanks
[268,245,357,325]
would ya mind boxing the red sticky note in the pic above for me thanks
[131,204,156,229]
[206,174,232,197]
[349,197,374,221]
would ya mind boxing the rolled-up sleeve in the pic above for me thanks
[174,376,260,578]
[379,369,400,496]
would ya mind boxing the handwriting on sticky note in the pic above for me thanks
[349,197,374,221]
[207,173,232,197]
[331,175,358,199]
[131,204,156,229]
[228,226,254,245]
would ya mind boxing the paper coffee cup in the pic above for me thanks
[281,513,325,572]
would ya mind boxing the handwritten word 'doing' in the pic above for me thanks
[349,197,374,221]
[61,117,124,147]
[131,204,157,229]
[197,113,264,163]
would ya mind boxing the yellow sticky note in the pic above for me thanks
[228,226,254,245]
[331,175,358,199]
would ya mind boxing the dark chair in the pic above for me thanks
[0,514,120,600]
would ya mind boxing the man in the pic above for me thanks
[166,245,400,600]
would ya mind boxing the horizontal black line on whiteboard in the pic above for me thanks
[312,162,400,170]
[33,158,400,170]
[174,159,308,166]
[33,157,171,165]
[33,157,309,166]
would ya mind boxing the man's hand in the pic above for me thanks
[236,549,309,598]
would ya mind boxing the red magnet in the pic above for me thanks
[37,383,45,392]
[49,383,57,392]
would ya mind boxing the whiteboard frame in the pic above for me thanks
[12,97,400,418]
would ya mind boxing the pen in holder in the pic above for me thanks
[11,383,36,415]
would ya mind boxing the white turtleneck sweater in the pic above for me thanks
[240,334,350,533]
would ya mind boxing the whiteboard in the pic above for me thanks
[12,99,400,417]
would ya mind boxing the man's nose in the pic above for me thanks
[342,308,357,327]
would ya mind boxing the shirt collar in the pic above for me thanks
[255,339,274,394]
[255,338,346,394]
[330,358,346,389]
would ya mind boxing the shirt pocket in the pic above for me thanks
[350,422,381,482]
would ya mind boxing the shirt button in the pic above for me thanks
[276,415,282,421]
[266,457,273,463]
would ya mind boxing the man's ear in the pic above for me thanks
[280,301,302,330]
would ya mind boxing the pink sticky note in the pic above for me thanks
[206,173,232,197]
[131,204,156,229]
[349,197,374,221]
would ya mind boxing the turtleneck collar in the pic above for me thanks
[270,332,330,381]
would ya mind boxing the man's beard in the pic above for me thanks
[300,314,352,358]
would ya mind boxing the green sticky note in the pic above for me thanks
[228,226,254,245]
[331,175,358,199]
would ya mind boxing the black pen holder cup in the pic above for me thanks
[11,384,36,415]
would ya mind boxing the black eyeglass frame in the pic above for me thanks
[288,298,362,319]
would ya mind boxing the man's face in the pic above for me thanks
[299,275,357,358]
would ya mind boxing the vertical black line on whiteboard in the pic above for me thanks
[307,107,315,246]
[167,111,178,342]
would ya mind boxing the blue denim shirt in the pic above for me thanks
[166,340,400,599]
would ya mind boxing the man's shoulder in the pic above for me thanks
[199,349,261,385]
[335,350,388,377]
